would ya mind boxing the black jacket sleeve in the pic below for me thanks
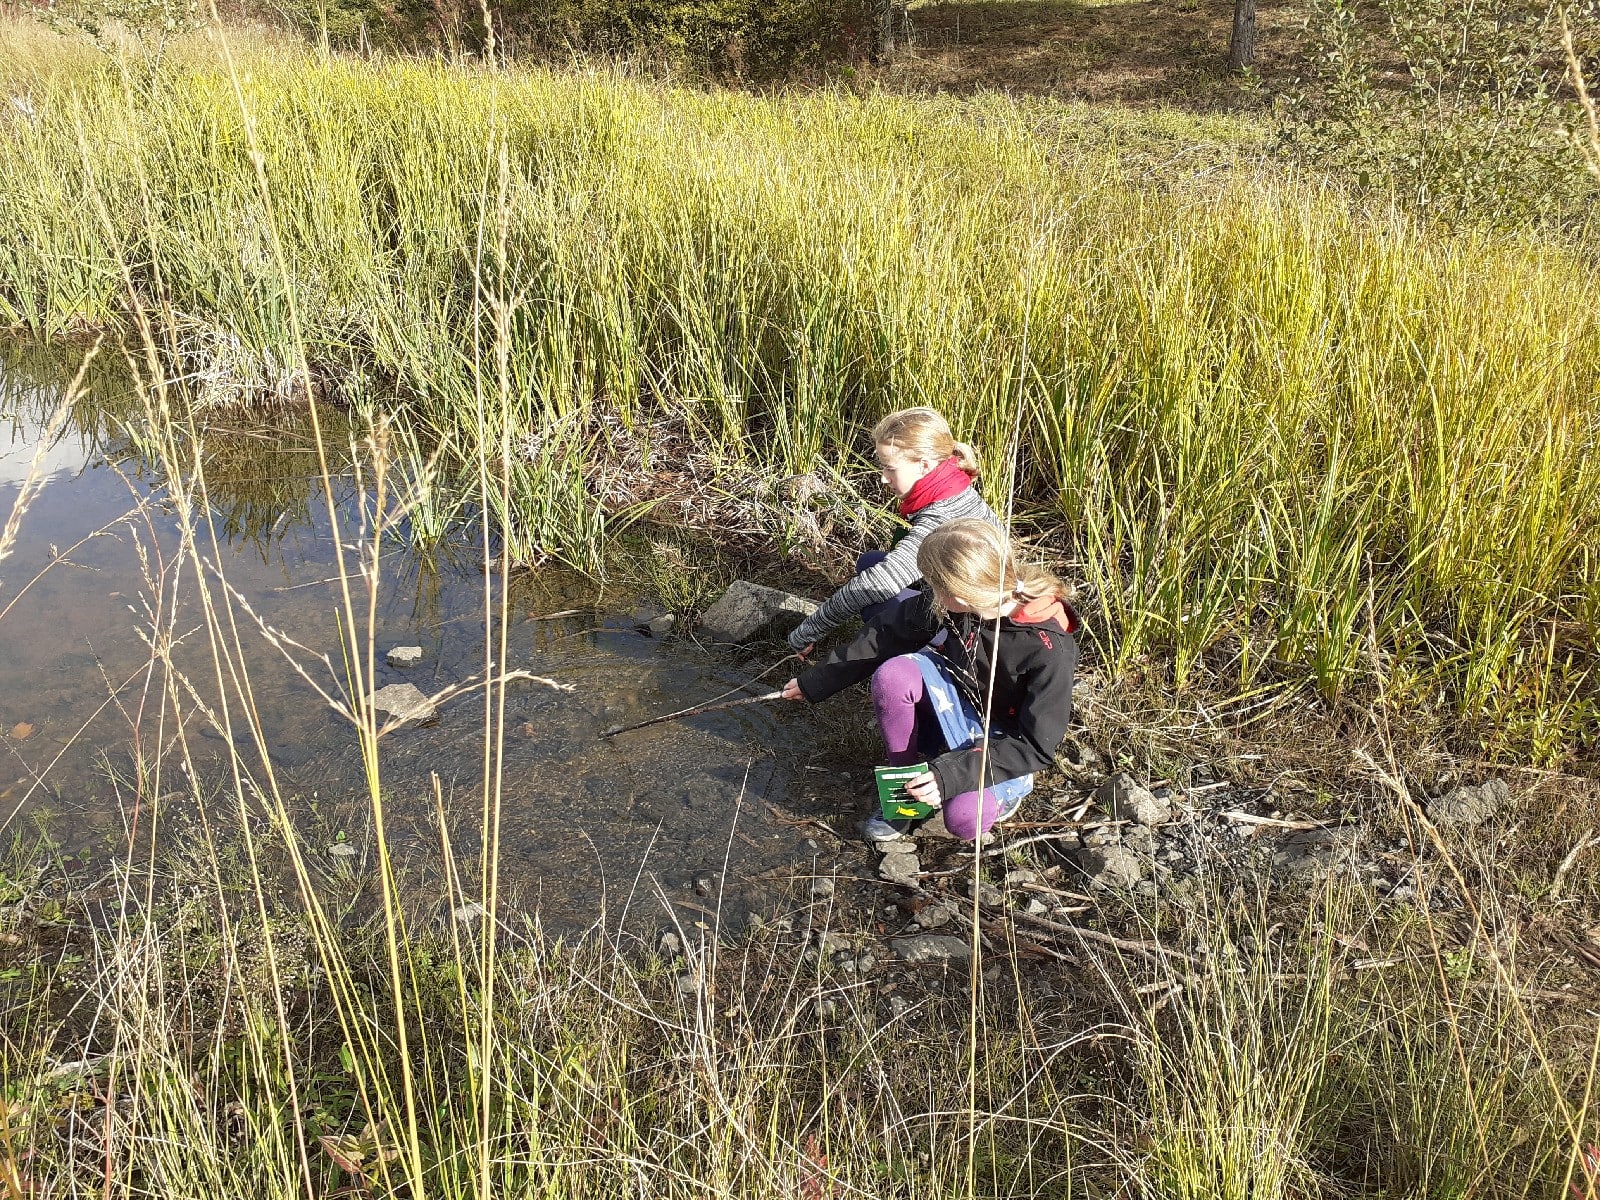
[927,631,1077,800]
[795,589,941,703]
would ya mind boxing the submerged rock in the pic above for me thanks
[698,581,818,643]
[386,645,424,668]
[371,683,435,722]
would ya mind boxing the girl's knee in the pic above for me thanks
[870,655,924,705]
[943,790,998,842]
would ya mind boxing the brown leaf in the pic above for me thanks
[317,1134,366,1175]
[9,723,34,741]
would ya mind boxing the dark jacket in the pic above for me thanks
[796,587,1078,801]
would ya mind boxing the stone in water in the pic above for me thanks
[371,683,436,722]
[386,645,424,668]
[698,580,818,643]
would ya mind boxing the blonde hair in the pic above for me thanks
[917,519,1073,609]
[872,407,979,477]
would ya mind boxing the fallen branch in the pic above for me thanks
[602,691,785,738]
[1221,810,1341,831]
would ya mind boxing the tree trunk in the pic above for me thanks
[1228,0,1257,71]
[873,0,896,61]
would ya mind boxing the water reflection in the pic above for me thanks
[0,339,826,929]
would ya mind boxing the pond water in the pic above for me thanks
[0,342,855,931]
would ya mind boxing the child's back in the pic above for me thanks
[787,407,998,652]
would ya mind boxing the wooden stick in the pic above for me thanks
[601,691,785,738]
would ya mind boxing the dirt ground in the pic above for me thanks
[874,0,1305,110]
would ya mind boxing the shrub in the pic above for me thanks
[1289,0,1600,234]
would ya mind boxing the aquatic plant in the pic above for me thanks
[0,18,1597,757]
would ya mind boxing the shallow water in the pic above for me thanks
[0,342,850,930]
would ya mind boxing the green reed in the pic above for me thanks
[1,19,1598,753]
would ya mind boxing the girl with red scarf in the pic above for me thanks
[786,408,999,653]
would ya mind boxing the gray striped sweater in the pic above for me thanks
[787,485,1000,650]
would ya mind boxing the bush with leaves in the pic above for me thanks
[285,0,874,79]
[1289,0,1600,233]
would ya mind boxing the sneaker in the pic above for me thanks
[992,790,1025,827]
[863,816,908,844]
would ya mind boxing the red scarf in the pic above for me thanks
[900,457,973,517]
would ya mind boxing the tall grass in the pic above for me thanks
[0,19,1597,755]
[1,46,1598,1186]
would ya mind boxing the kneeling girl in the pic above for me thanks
[782,519,1078,842]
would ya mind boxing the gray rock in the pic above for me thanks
[880,838,919,855]
[453,901,488,925]
[1272,827,1358,880]
[1431,780,1507,828]
[386,645,424,668]
[879,853,921,887]
[1094,772,1172,826]
[887,995,912,1017]
[810,876,836,899]
[1082,825,1122,848]
[1124,824,1156,855]
[817,931,851,954]
[892,935,973,963]
[698,581,819,643]
[693,872,717,897]
[371,683,435,722]
[917,900,959,928]
[658,931,682,956]
[965,880,1005,907]
[857,953,878,973]
[645,613,677,636]
[1072,845,1145,889]
[327,842,358,859]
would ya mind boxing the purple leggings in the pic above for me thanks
[869,654,1006,842]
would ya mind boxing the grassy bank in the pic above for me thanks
[2,818,1597,1199]
[1,19,1598,759]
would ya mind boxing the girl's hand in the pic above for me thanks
[781,678,806,702]
[903,771,942,808]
